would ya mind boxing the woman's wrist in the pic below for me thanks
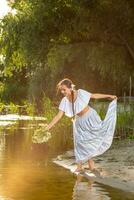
[45,124,51,131]
[109,95,117,100]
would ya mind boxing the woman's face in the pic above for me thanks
[60,84,71,97]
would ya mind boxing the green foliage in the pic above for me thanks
[26,104,35,116]
[118,103,134,139]
[0,102,19,114]
[21,99,37,116]
[0,102,5,113]
[127,133,134,140]
[117,102,134,128]
[8,102,19,113]
[93,101,134,139]
[42,93,57,120]
[0,82,5,99]
[1,81,27,103]
[32,93,73,150]
[0,0,133,103]
[42,93,71,129]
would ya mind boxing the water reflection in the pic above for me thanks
[0,133,5,159]
[0,126,51,199]
[0,122,134,200]
[73,174,110,200]
[72,173,134,200]
[4,127,49,164]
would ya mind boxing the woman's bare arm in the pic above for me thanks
[45,110,64,131]
[91,93,117,100]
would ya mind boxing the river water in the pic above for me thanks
[0,121,134,200]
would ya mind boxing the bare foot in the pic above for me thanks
[91,168,101,176]
[74,168,85,173]
[74,162,83,173]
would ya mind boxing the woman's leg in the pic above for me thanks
[88,159,101,175]
[88,159,95,170]
[74,162,83,172]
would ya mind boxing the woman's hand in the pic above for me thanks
[44,124,51,131]
[109,95,117,100]
[40,111,64,132]
[38,124,51,131]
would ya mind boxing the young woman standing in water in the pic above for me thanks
[45,78,117,173]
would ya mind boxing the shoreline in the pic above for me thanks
[55,140,134,193]
[94,140,134,189]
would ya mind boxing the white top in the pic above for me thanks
[58,89,92,117]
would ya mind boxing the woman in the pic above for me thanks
[45,78,117,173]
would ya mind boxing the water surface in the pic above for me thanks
[0,121,133,200]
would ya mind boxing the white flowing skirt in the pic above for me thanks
[73,99,117,163]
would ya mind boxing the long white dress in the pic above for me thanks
[59,89,117,164]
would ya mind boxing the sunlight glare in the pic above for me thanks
[0,0,16,18]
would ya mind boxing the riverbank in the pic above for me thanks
[55,140,134,192]
[94,140,134,184]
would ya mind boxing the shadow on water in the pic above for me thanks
[0,121,134,200]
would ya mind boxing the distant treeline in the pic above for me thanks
[0,0,134,106]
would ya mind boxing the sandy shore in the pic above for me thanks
[56,140,134,192]
[94,140,134,183]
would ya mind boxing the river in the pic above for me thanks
[0,121,133,200]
